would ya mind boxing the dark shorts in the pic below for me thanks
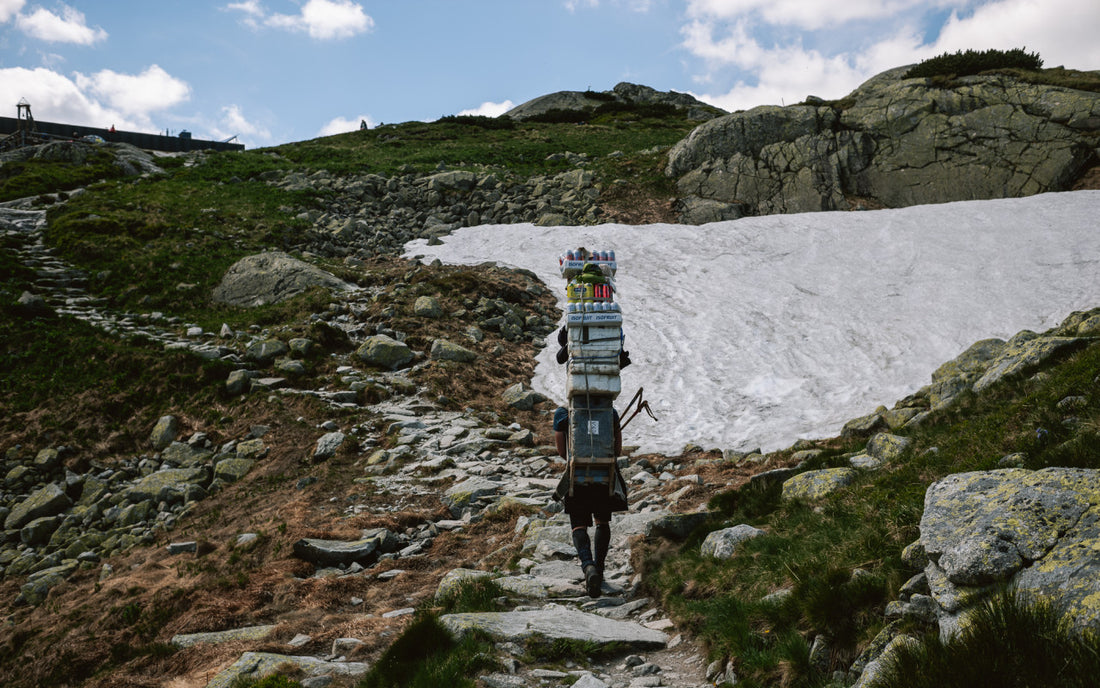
[565,483,612,527]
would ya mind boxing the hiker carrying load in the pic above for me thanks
[552,247,636,598]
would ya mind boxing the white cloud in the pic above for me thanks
[458,100,515,118]
[680,0,1100,116]
[210,104,273,146]
[564,0,599,11]
[318,114,374,136]
[226,0,263,16]
[685,0,962,31]
[931,0,1100,69]
[565,0,655,12]
[74,65,191,116]
[0,0,25,23]
[15,3,107,45]
[228,0,374,40]
[0,66,138,129]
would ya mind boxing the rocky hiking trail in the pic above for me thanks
[161,384,737,688]
[9,186,1097,687]
[1,194,742,687]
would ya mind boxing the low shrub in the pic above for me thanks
[904,48,1043,79]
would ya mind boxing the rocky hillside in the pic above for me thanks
[1,63,1099,688]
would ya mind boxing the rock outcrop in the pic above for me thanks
[504,82,724,121]
[667,66,1100,221]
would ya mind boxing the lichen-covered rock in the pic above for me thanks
[866,433,912,463]
[842,412,886,438]
[919,467,1100,634]
[213,458,254,483]
[356,334,414,370]
[160,441,213,468]
[413,295,443,318]
[782,468,857,500]
[971,334,1087,392]
[5,483,72,530]
[442,477,501,517]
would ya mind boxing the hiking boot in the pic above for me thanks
[584,564,602,598]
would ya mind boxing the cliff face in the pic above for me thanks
[667,66,1100,222]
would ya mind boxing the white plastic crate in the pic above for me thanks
[567,372,621,398]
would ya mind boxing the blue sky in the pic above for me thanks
[2,0,1098,148]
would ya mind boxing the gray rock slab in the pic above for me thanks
[293,532,392,567]
[442,477,501,517]
[204,651,368,688]
[313,431,346,461]
[529,559,583,581]
[172,624,278,648]
[440,605,668,650]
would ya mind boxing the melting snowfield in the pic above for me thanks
[406,191,1100,455]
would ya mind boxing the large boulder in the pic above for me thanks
[212,251,354,307]
[355,334,414,370]
[124,468,210,505]
[5,484,72,530]
[917,468,1100,636]
[667,67,1100,220]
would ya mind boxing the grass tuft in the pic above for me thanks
[873,588,1100,688]
[356,615,496,688]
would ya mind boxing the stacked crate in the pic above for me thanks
[559,248,622,493]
